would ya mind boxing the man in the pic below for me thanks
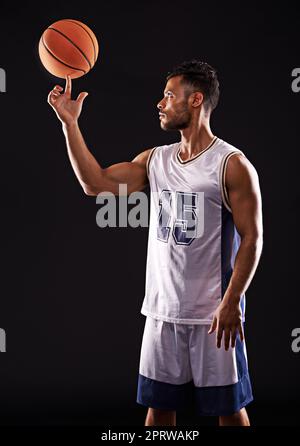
[48,60,263,426]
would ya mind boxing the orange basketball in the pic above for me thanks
[38,19,99,79]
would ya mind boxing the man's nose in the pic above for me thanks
[157,99,164,110]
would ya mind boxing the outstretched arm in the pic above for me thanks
[48,76,151,196]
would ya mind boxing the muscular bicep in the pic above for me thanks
[225,154,263,241]
[91,148,152,195]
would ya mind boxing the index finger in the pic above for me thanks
[65,75,72,97]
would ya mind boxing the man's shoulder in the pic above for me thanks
[216,138,245,156]
[154,141,179,152]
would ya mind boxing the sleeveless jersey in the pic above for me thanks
[140,136,246,324]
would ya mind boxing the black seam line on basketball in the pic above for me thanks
[48,27,92,69]
[176,136,218,164]
[41,36,86,74]
[222,152,235,208]
[146,147,157,177]
[64,20,97,64]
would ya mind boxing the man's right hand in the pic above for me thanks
[47,75,89,126]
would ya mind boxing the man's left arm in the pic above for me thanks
[208,153,263,350]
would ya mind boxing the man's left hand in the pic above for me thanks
[208,298,244,350]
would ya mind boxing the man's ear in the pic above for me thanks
[190,91,204,108]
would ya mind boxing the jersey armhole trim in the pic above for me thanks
[220,150,245,213]
[146,147,157,178]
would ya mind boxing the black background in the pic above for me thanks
[0,0,299,427]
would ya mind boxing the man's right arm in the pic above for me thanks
[48,75,152,196]
[62,122,152,196]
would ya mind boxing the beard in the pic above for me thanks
[160,102,192,131]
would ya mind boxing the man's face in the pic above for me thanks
[157,75,192,131]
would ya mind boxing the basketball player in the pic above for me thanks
[47,60,263,427]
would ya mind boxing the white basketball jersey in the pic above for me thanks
[140,136,246,324]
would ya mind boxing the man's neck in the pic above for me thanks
[180,123,215,159]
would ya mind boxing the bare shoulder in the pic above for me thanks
[131,148,154,168]
[226,152,260,189]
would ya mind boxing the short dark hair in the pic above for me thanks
[166,59,220,113]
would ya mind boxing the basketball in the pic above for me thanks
[38,19,99,79]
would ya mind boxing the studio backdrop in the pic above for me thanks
[0,0,299,426]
